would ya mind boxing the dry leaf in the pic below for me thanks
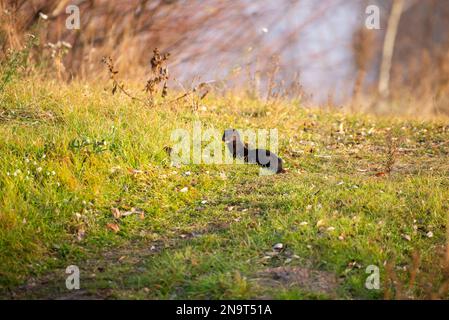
[107,223,120,233]
[111,207,121,219]
[122,208,136,216]
[402,234,411,241]
[77,228,86,241]
[316,219,326,228]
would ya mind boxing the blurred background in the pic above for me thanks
[1,0,449,116]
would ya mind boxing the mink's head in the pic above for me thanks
[222,129,240,143]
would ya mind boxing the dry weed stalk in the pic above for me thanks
[102,56,144,104]
[384,129,400,175]
[266,55,280,104]
[384,216,449,300]
[144,48,170,103]
[45,41,71,81]
[167,80,213,111]
[384,248,449,300]
[384,252,419,299]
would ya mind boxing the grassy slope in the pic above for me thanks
[0,79,448,299]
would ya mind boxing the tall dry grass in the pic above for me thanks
[1,0,449,116]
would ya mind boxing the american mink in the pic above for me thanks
[222,128,285,174]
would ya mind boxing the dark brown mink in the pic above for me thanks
[222,128,285,174]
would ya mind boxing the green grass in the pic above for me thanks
[0,78,448,299]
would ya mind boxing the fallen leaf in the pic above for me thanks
[128,168,144,175]
[121,208,135,216]
[107,223,120,233]
[77,228,86,241]
[402,234,411,241]
[316,219,326,228]
[348,261,362,269]
[111,207,121,219]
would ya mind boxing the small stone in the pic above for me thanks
[273,243,284,251]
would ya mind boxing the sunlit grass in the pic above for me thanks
[0,78,448,299]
